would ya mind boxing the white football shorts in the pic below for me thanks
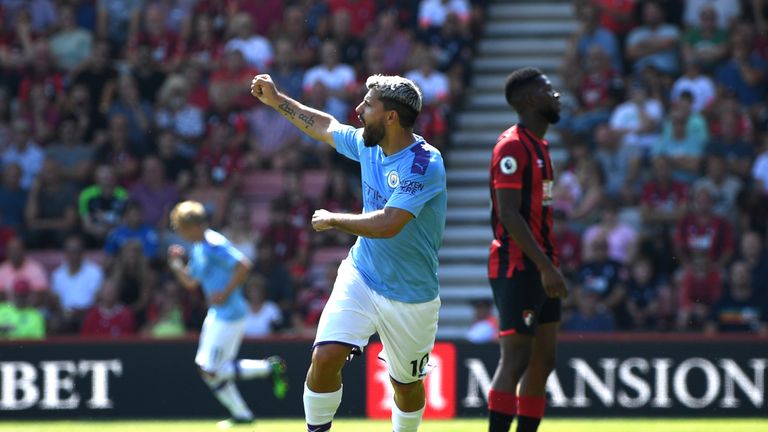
[314,260,441,384]
[195,312,246,374]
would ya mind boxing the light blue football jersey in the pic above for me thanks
[188,229,249,321]
[333,125,447,303]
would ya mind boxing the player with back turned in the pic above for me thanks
[486,68,569,432]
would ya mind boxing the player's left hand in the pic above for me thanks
[210,292,228,305]
[312,209,336,232]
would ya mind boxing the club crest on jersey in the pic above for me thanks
[500,156,517,175]
[522,310,535,327]
[386,170,400,188]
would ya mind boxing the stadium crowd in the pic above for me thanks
[0,0,485,339]
[548,0,768,335]
[1,0,766,341]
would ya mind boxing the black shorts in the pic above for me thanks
[490,270,561,336]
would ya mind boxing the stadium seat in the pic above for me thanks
[301,170,329,200]
[239,171,286,203]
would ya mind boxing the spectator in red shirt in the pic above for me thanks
[641,155,689,231]
[175,13,224,74]
[128,3,179,72]
[80,279,137,337]
[552,209,581,278]
[195,122,246,189]
[676,252,723,330]
[674,186,734,268]
[559,44,622,141]
[209,47,260,112]
[261,199,310,279]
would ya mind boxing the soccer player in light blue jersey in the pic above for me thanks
[167,201,287,429]
[251,73,447,432]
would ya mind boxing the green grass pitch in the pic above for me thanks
[3,419,767,432]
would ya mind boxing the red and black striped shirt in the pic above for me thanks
[488,124,558,279]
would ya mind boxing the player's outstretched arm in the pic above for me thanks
[250,74,342,148]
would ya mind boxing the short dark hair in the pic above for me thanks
[380,97,419,129]
[504,67,544,107]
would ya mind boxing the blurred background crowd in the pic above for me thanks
[0,0,766,342]
[545,0,768,336]
[0,0,485,339]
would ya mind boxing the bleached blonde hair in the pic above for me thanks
[170,201,207,230]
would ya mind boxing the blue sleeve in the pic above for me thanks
[332,125,363,162]
[385,151,445,217]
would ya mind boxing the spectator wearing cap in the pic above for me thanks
[0,237,49,294]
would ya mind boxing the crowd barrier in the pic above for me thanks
[0,334,765,419]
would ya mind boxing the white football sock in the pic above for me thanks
[391,402,425,432]
[303,382,342,427]
[218,359,271,380]
[211,380,253,420]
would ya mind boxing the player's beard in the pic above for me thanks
[543,108,560,124]
[362,120,386,147]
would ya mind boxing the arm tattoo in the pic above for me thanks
[298,112,315,128]
[278,100,296,118]
[279,100,315,129]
